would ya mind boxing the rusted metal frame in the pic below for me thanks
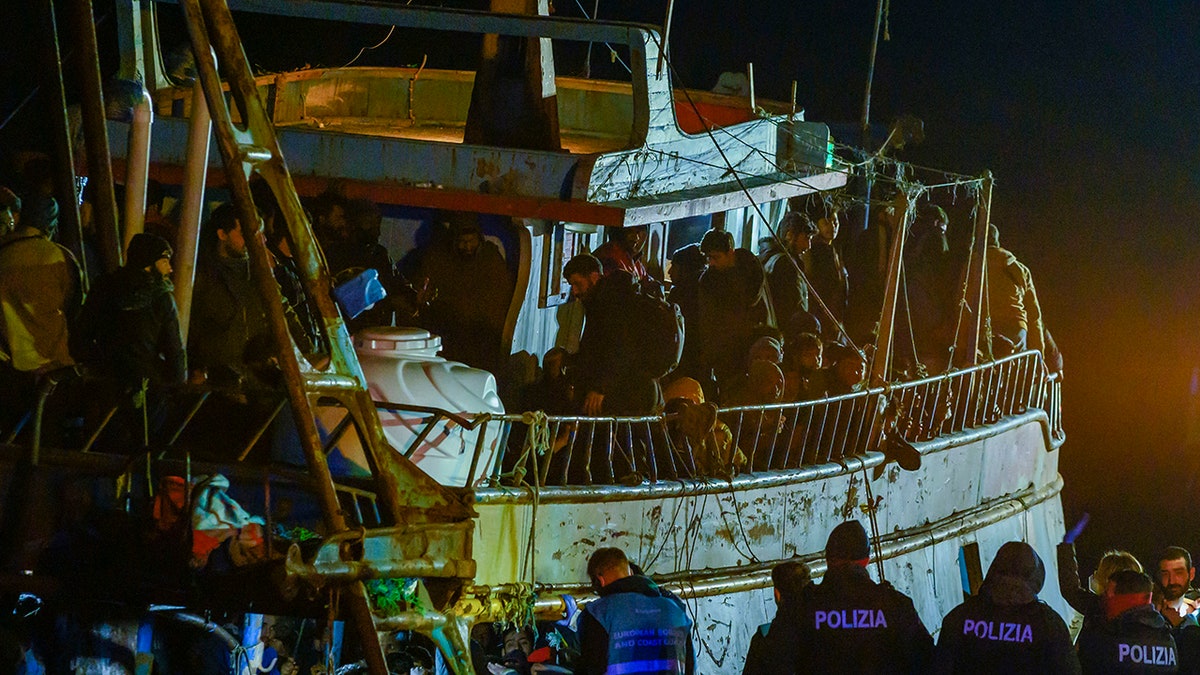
[402,413,448,459]
[163,389,211,452]
[952,172,994,367]
[868,196,913,385]
[375,401,479,430]
[79,405,120,452]
[236,397,288,462]
[465,418,493,489]
[36,0,84,277]
[321,410,356,456]
[69,0,122,273]
[175,2,387,669]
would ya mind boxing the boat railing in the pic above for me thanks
[373,350,1061,488]
[1,351,1062,493]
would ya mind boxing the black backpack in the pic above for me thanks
[629,290,685,379]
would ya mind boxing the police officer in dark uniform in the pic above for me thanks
[771,520,934,674]
[934,541,1080,674]
[1079,570,1179,674]
[578,547,694,675]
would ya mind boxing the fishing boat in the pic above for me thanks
[0,0,1067,671]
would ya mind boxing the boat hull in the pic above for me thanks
[470,411,1067,672]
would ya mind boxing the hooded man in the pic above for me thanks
[771,520,933,674]
[73,232,185,386]
[934,541,1079,674]
[1079,570,1179,674]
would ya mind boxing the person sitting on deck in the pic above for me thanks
[782,332,827,402]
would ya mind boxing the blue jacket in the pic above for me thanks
[579,575,693,675]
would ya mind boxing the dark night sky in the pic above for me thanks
[3,1,1200,573]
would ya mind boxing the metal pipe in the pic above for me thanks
[174,81,211,342]
[122,86,154,250]
[69,0,123,272]
[36,0,84,279]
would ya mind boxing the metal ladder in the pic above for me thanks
[174,0,477,671]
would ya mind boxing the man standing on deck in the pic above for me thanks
[564,253,663,416]
[763,212,817,337]
[578,547,694,675]
[697,228,775,399]
[771,520,934,674]
[1155,547,1200,626]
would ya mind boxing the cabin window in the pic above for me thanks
[958,542,984,598]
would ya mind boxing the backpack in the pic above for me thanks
[629,290,685,379]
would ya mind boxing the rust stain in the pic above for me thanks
[475,156,498,177]
[745,523,776,540]
[714,527,735,544]
[580,537,596,547]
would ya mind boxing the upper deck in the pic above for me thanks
[118,0,845,225]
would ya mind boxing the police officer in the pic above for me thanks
[934,541,1080,674]
[577,547,694,675]
[1079,570,1178,674]
[771,520,934,674]
[743,560,812,675]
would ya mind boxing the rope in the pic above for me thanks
[859,460,886,582]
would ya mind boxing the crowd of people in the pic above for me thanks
[460,527,1200,675]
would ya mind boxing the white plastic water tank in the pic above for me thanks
[353,327,505,487]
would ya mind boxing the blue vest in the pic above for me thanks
[587,589,692,675]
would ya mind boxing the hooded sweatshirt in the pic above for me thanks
[935,541,1080,674]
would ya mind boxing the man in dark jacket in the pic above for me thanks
[762,212,817,337]
[578,547,693,675]
[1079,570,1179,674]
[771,520,934,674]
[934,541,1080,674]
[696,229,775,399]
[74,232,185,386]
[565,254,662,416]
[743,560,811,675]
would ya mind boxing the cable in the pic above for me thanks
[340,25,397,68]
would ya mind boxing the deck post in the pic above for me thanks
[953,172,994,367]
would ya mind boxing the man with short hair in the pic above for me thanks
[1079,570,1179,674]
[578,547,694,675]
[1156,547,1199,626]
[564,254,662,416]
[743,561,812,675]
[933,541,1079,674]
[763,212,817,336]
[697,229,775,398]
[771,520,933,673]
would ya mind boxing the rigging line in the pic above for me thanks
[569,0,632,74]
[942,187,986,373]
[340,24,397,69]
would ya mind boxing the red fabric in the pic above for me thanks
[1105,593,1152,620]
[527,646,553,663]
[829,558,870,569]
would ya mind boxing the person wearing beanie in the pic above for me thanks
[934,541,1079,674]
[73,232,185,387]
[1078,570,1179,674]
[769,520,933,673]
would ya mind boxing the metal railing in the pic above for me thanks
[395,350,1060,488]
[2,352,1062,493]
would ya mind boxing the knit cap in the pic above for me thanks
[126,232,173,270]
